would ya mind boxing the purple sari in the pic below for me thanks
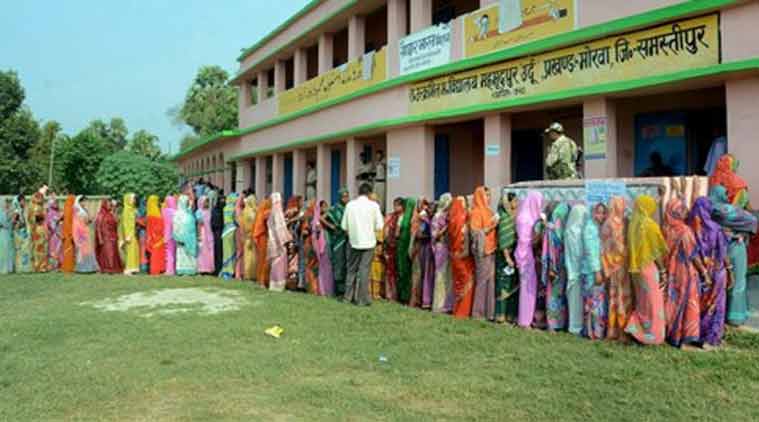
[162,196,177,275]
[420,215,435,309]
[312,202,334,296]
[515,191,543,328]
[431,207,452,313]
[195,197,215,274]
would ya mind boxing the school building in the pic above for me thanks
[173,0,759,208]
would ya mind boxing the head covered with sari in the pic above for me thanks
[628,195,667,273]
[709,154,748,204]
[470,186,496,254]
[175,194,197,257]
[709,185,758,234]
[601,196,627,276]
[515,191,543,263]
[147,195,161,218]
[122,193,136,239]
[162,195,177,238]
[267,192,292,259]
[663,195,690,250]
[564,203,589,281]
[688,196,726,264]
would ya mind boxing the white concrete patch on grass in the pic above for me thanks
[82,287,248,317]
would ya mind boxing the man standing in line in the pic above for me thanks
[341,183,385,306]
[545,122,580,180]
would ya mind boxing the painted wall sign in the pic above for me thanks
[585,180,627,205]
[410,14,719,115]
[464,0,576,58]
[278,48,387,116]
[387,157,401,179]
[400,23,452,75]
[583,116,608,160]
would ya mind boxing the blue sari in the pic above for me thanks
[172,195,197,276]
[12,198,31,273]
[0,204,14,274]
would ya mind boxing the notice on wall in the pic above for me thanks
[583,116,607,160]
[464,0,576,58]
[585,180,627,205]
[387,157,401,179]
[410,14,719,115]
[485,144,501,156]
[278,49,387,116]
[400,23,452,75]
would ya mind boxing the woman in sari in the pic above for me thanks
[136,197,148,273]
[11,196,31,273]
[450,197,475,318]
[585,203,607,340]
[470,187,498,321]
[625,195,668,345]
[95,199,123,274]
[241,194,258,280]
[47,198,62,271]
[384,198,404,302]
[253,198,272,286]
[234,195,246,279]
[397,197,417,304]
[173,194,197,276]
[162,195,177,275]
[73,196,97,273]
[495,193,518,323]
[301,201,319,294]
[516,191,544,328]
[325,188,350,297]
[0,199,14,274]
[709,154,749,207]
[210,192,224,275]
[564,204,587,336]
[284,196,303,289]
[28,189,48,272]
[431,193,453,313]
[145,195,165,275]
[542,202,569,331]
[312,200,334,296]
[689,197,730,348]
[601,197,632,341]
[61,195,76,273]
[195,196,214,274]
[121,194,140,275]
[220,193,238,280]
[409,199,433,308]
[663,196,704,348]
[369,193,386,300]
[710,185,758,328]
[268,193,292,292]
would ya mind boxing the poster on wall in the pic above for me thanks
[464,0,576,58]
[387,157,401,179]
[583,116,607,160]
[410,14,719,115]
[400,23,452,75]
[585,180,627,205]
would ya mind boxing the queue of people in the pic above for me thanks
[0,154,756,349]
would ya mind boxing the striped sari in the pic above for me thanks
[220,193,238,280]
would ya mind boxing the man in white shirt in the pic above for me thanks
[341,183,385,305]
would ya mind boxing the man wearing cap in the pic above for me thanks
[545,122,580,180]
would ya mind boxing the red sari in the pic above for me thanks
[61,195,76,273]
[146,195,166,275]
[253,199,272,287]
[95,200,123,274]
[383,211,401,301]
[450,197,475,319]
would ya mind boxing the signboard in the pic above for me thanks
[585,180,627,205]
[278,48,387,116]
[400,23,452,75]
[410,14,719,115]
[464,0,576,58]
[583,116,608,160]
[485,144,501,156]
[387,157,401,179]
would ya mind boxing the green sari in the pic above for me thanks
[12,198,32,273]
[0,204,13,274]
[397,198,416,304]
[220,193,238,280]
[495,202,518,322]
[327,189,348,296]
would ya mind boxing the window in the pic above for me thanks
[433,0,479,25]
[306,44,318,79]
[266,68,275,98]
[248,77,258,105]
[285,56,295,90]
[365,5,388,53]
[333,27,348,68]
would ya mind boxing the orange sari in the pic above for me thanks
[450,197,475,318]
[61,195,75,273]
[146,195,166,275]
[253,199,272,287]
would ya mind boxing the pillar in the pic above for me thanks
[237,159,252,193]
[257,70,268,102]
[386,125,434,206]
[387,0,408,78]
[410,0,432,33]
[272,153,284,194]
[316,143,332,204]
[274,60,286,94]
[294,47,307,86]
[582,97,618,179]
[255,156,266,198]
[727,77,759,204]
[345,137,358,198]
[292,149,306,197]
[480,0,498,6]
[318,33,334,74]
[484,113,512,209]
[224,163,233,194]
[348,15,366,61]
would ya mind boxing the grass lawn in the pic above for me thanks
[1,274,758,421]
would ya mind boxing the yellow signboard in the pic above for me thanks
[278,48,387,116]
[464,0,576,58]
[410,14,719,115]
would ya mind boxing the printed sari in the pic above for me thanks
[12,198,31,273]
[327,189,348,297]
[235,195,245,279]
[516,191,543,327]
[73,196,97,273]
[383,209,401,301]
[28,191,48,272]
[173,194,198,276]
[432,194,453,313]
[210,192,224,275]
[601,197,632,340]
[95,199,123,274]
[137,198,148,273]
[312,202,334,296]
[565,204,587,335]
[146,195,166,275]
[542,203,569,331]
[495,195,518,323]
[220,193,238,280]
[61,195,76,273]
[241,195,258,280]
[582,212,605,340]
[396,198,416,304]
[253,198,271,286]
[46,199,62,271]
[195,196,215,274]
[0,203,13,274]
[301,202,320,294]
[162,196,177,275]
[450,197,475,318]
[470,187,497,321]
[121,194,140,274]
[268,193,292,292]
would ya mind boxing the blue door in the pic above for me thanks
[331,149,341,204]
[634,112,687,176]
[284,156,293,200]
[250,160,256,193]
[434,134,450,199]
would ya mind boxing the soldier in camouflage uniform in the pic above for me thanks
[545,122,580,180]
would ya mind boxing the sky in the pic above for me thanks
[0,0,310,154]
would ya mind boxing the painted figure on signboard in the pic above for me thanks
[545,122,580,180]
[476,14,491,40]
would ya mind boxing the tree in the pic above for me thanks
[95,151,180,199]
[56,128,111,194]
[82,118,129,152]
[127,129,162,160]
[0,106,40,194]
[172,65,238,137]
[28,120,67,189]
[0,70,24,121]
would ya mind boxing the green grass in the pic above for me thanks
[1,274,758,421]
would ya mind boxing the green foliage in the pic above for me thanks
[56,129,112,194]
[0,107,41,194]
[81,118,129,152]
[95,150,179,199]
[127,129,163,160]
[0,70,24,121]
[173,65,238,137]
[28,120,67,189]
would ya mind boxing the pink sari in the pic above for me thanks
[162,196,177,275]
[268,193,292,292]
[515,191,543,327]
[312,202,334,296]
[195,197,215,274]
